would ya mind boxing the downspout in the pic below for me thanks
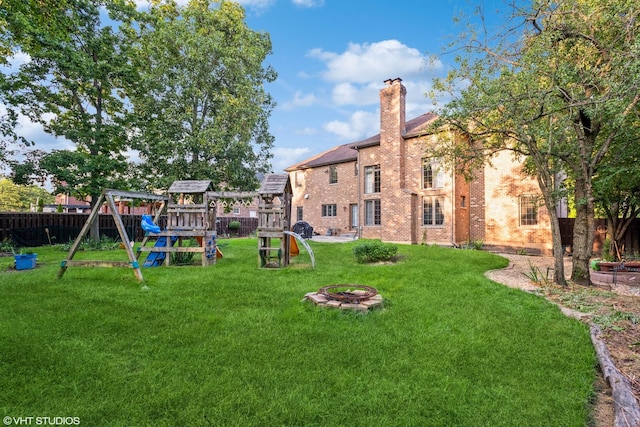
[451,130,459,248]
[355,146,362,239]
[451,165,457,248]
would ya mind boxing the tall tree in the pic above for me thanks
[0,177,53,211]
[0,1,34,168]
[129,0,276,192]
[0,0,140,238]
[593,133,640,260]
[0,177,21,211]
[430,0,640,285]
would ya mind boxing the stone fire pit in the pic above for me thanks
[303,285,383,312]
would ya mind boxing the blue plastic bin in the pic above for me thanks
[15,254,37,270]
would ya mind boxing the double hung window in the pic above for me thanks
[423,197,444,226]
[364,165,380,194]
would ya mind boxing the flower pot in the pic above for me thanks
[15,254,37,270]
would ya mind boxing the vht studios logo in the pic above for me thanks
[3,417,80,426]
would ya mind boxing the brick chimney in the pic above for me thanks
[379,77,406,188]
[377,78,416,243]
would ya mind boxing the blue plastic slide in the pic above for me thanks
[143,235,178,267]
[141,214,161,234]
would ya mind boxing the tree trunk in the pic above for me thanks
[535,169,567,286]
[549,213,566,286]
[572,178,593,285]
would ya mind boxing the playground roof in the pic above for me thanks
[258,173,291,195]
[168,180,213,194]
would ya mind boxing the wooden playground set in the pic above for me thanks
[57,174,314,282]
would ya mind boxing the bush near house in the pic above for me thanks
[353,240,398,263]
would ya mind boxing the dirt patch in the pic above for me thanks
[486,254,640,427]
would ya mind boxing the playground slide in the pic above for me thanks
[143,236,178,267]
[290,235,299,256]
[283,231,315,268]
[141,214,161,234]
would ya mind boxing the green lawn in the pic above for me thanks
[0,239,596,426]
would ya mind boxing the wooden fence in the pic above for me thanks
[0,212,258,248]
[3,213,639,253]
[559,218,640,255]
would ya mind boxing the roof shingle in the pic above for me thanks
[286,112,438,171]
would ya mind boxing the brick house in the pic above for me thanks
[286,77,553,254]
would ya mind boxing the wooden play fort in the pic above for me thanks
[257,173,292,268]
[138,180,219,268]
[57,174,311,282]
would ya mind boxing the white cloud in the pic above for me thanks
[306,39,447,115]
[324,110,378,141]
[296,127,317,136]
[309,39,427,84]
[8,110,75,153]
[403,80,438,116]
[292,0,324,7]
[281,91,316,110]
[1,51,31,71]
[125,148,142,164]
[331,82,379,106]
[271,146,311,172]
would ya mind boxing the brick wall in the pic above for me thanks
[412,133,454,245]
[290,162,358,236]
[469,165,486,243]
[482,151,551,254]
[287,78,554,254]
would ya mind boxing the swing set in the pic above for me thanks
[56,174,314,282]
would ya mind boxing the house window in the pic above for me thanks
[322,204,337,217]
[520,195,539,226]
[350,204,358,228]
[329,165,338,184]
[232,207,240,215]
[423,197,444,226]
[422,158,444,189]
[423,159,433,189]
[297,206,303,221]
[364,165,380,194]
[364,199,381,225]
[460,195,466,208]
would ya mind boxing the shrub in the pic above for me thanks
[602,237,615,261]
[0,238,14,253]
[228,220,241,233]
[472,239,484,250]
[353,241,397,263]
[54,236,120,251]
[170,239,197,265]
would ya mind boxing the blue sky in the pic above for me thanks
[240,0,509,172]
[4,0,508,178]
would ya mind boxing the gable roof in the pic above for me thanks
[258,173,292,195]
[286,112,438,171]
[168,180,213,194]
